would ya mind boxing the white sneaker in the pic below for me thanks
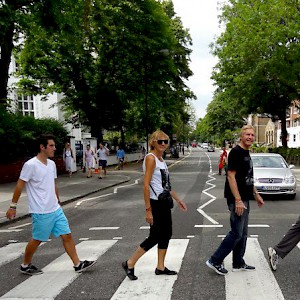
[268,247,279,271]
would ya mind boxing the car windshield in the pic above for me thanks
[252,156,288,168]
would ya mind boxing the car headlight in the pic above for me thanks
[285,176,295,184]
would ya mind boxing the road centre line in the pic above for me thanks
[89,227,119,230]
[1,240,117,300]
[75,193,114,207]
[140,226,150,230]
[225,238,284,300]
[114,179,140,193]
[195,224,223,228]
[0,229,23,233]
[197,209,220,225]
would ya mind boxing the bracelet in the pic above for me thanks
[10,203,17,209]
[145,207,152,212]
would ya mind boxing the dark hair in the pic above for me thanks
[37,134,55,152]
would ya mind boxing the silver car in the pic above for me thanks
[251,153,297,199]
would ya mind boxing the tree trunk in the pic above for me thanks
[280,113,288,148]
[0,21,14,107]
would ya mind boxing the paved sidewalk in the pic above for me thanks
[0,161,145,227]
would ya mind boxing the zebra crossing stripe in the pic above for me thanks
[0,243,27,267]
[1,240,117,300]
[224,238,284,300]
[111,239,189,300]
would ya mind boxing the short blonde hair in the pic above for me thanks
[149,130,170,150]
[240,124,255,137]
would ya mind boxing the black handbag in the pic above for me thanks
[150,185,174,209]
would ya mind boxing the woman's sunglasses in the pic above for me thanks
[156,139,169,145]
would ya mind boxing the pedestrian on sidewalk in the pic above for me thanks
[122,130,187,280]
[63,142,75,177]
[218,147,228,175]
[206,125,264,275]
[97,142,109,179]
[116,146,125,170]
[6,134,96,275]
[84,144,95,178]
[267,217,300,271]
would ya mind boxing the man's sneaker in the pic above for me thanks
[206,259,228,275]
[232,264,255,272]
[268,247,279,271]
[20,264,43,276]
[74,260,96,273]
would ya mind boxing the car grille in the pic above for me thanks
[258,178,283,183]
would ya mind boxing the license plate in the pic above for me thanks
[262,186,280,191]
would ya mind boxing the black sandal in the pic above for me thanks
[155,267,177,275]
[122,261,138,280]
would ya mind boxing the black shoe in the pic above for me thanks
[155,267,177,275]
[74,260,96,273]
[122,261,138,280]
[232,263,255,272]
[206,259,228,275]
[20,264,43,276]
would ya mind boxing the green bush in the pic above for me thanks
[0,108,68,163]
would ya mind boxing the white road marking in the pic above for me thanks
[8,222,31,229]
[0,229,23,233]
[79,238,89,241]
[111,239,189,300]
[1,240,117,300]
[114,179,140,193]
[197,209,220,225]
[0,243,27,267]
[140,226,150,230]
[248,225,270,228]
[195,224,223,228]
[187,235,195,238]
[113,237,123,240]
[89,227,119,230]
[225,238,284,300]
[75,193,114,207]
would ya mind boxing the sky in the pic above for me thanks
[172,0,222,119]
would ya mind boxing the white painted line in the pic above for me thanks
[225,238,284,300]
[8,240,18,243]
[199,198,216,210]
[113,237,123,240]
[79,238,89,241]
[0,229,23,233]
[187,235,195,238]
[140,226,150,230]
[1,240,117,300]
[111,239,189,300]
[248,225,270,228]
[195,224,223,228]
[89,227,119,230]
[218,235,226,238]
[75,193,114,207]
[197,208,220,225]
[114,179,140,193]
[0,243,27,267]
[250,235,259,238]
[8,222,31,229]
[297,242,300,250]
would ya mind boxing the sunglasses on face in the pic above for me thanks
[156,139,169,145]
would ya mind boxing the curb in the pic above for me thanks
[0,177,131,228]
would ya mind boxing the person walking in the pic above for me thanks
[84,144,95,178]
[122,130,187,280]
[6,134,96,275]
[63,142,75,177]
[116,146,125,170]
[97,142,109,179]
[206,125,264,275]
[267,217,300,271]
[218,147,228,175]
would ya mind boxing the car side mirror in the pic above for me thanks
[289,164,295,169]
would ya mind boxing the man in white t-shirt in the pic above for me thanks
[6,134,96,275]
[96,142,109,179]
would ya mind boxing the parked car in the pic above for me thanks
[207,145,215,152]
[251,153,296,199]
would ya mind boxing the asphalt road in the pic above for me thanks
[0,148,299,300]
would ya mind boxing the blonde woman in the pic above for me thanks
[122,130,187,280]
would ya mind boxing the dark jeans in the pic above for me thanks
[210,201,249,267]
[140,199,172,251]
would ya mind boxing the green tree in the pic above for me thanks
[211,0,300,147]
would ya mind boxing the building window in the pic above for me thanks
[17,93,34,117]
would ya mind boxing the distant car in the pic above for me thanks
[202,143,209,149]
[251,153,296,199]
[207,146,215,152]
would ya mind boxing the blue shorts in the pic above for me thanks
[32,207,71,242]
[99,160,107,168]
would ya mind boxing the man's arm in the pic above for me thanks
[6,179,26,220]
[227,170,246,216]
[55,181,61,205]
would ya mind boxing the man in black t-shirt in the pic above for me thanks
[206,125,264,275]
